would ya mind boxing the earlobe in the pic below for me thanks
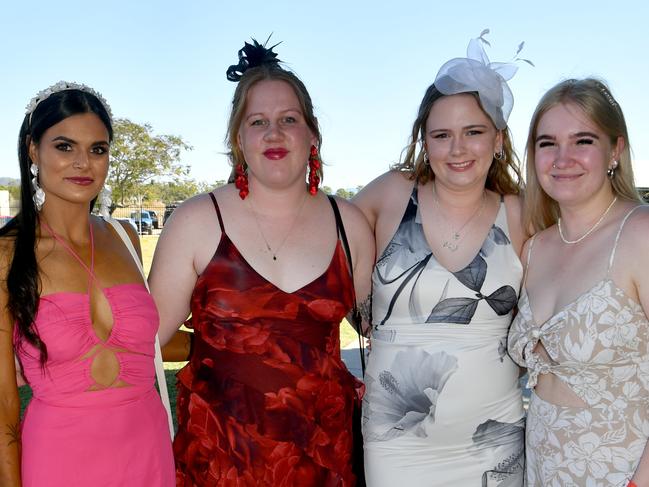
[28,139,38,164]
[236,133,244,158]
[309,128,318,149]
[614,136,625,160]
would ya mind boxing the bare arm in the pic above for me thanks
[625,208,649,486]
[149,194,219,345]
[161,329,193,362]
[351,182,379,233]
[503,194,526,258]
[336,198,375,336]
[353,171,414,261]
[0,244,21,486]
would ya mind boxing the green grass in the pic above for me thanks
[340,318,361,348]
[139,234,158,278]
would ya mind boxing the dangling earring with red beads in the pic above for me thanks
[308,145,320,196]
[234,163,249,200]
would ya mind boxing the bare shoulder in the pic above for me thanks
[111,217,140,250]
[620,203,649,249]
[162,189,224,239]
[154,189,226,273]
[332,195,372,232]
[169,191,218,223]
[519,234,534,269]
[353,170,414,225]
[523,224,554,256]
[503,194,523,219]
[503,193,526,255]
[355,170,413,200]
[330,196,374,258]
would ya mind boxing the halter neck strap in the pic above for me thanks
[41,218,96,286]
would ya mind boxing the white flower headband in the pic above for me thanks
[25,81,113,125]
[434,29,533,130]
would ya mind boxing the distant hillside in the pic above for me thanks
[0,177,19,186]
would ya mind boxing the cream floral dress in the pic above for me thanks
[508,207,649,487]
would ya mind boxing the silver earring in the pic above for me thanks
[494,150,504,160]
[30,163,45,211]
[423,154,430,166]
[552,163,558,169]
[607,160,618,179]
[99,185,112,219]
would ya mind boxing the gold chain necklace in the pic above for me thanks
[557,196,617,244]
[248,193,308,261]
[431,186,487,252]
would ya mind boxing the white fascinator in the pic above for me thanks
[434,29,533,130]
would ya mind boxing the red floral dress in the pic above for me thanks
[174,193,363,486]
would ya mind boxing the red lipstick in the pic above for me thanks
[263,148,289,160]
[65,177,94,186]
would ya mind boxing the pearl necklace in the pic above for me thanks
[432,186,487,252]
[557,196,618,245]
[248,193,308,261]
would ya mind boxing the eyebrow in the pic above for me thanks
[535,134,554,143]
[572,131,600,139]
[428,124,489,134]
[245,108,302,119]
[51,135,109,145]
[535,131,600,143]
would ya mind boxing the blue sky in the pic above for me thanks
[1,0,648,188]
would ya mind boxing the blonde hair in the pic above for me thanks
[392,84,523,195]
[523,78,641,234]
[225,65,323,183]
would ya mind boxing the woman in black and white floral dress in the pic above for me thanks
[354,33,528,486]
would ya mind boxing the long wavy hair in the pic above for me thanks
[392,84,523,195]
[225,64,323,183]
[1,89,113,365]
[523,78,641,233]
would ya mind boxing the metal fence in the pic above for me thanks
[110,204,168,235]
[0,204,173,234]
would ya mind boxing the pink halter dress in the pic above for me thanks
[14,221,174,487]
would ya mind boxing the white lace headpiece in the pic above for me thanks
[434,30,532,130]
[25,81,113,125]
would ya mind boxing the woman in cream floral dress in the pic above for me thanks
[508,78,649,487]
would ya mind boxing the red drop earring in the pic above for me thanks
[235,163,249,200]
[308,145,320,196]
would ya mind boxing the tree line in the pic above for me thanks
[104,119,362,205]
[1,119,362,209]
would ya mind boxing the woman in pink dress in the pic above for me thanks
[0,82,174,486]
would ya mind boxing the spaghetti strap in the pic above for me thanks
[522,234,537,288]
[208,192,225,233]
[326,195,342,237]
[607,205,644,273]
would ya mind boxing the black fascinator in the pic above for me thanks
[226,35,282,82]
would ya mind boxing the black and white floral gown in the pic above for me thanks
[363,186,525,486]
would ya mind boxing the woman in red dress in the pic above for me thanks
[149,39,374,486]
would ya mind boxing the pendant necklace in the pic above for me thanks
[432,186,487,252]
[557,196,617,245]
[249,192,308,261]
